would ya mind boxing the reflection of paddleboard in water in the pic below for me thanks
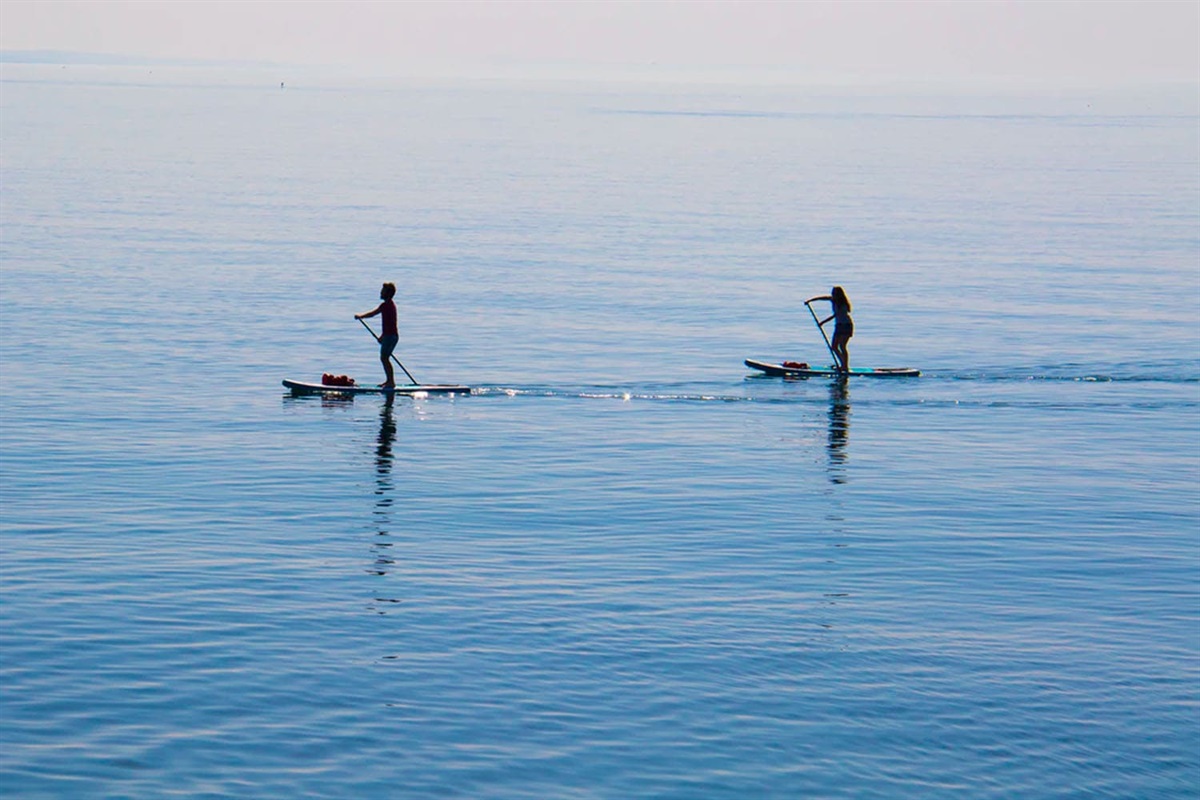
[744,359,920,378]
[282,379,470,395]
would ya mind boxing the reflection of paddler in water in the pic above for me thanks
[369,396,398,578]
[375,394,396,489]
[827,378,850,481]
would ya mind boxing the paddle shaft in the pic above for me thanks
[806,301,842,369]
[357,317,419,385]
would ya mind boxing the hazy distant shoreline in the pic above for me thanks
[0,49,275,69]
[3,49,1197,100]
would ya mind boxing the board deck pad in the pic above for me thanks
[283,379,471,395]
[744,359,920,378]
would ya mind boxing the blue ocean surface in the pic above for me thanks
[1,64,1198,799]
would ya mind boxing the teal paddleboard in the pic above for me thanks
[745,359,920,378]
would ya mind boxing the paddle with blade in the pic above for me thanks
[804,299,843,371]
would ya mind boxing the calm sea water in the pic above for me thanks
[2,64,1198,799]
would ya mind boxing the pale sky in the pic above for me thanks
[2,0,1197,84]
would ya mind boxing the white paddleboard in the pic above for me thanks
[283,379,471,395]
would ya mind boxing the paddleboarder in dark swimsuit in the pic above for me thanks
[355,282,399,388]
[806,286,853,372]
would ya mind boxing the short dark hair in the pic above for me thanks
[381,282,396,299]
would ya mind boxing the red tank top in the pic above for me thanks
[381,299,397,336]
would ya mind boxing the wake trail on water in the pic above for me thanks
[283,360,1199,411]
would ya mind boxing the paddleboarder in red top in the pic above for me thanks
[355,282,399,388]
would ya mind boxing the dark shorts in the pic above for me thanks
[379,333,399,358]
[834,320,853,340]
